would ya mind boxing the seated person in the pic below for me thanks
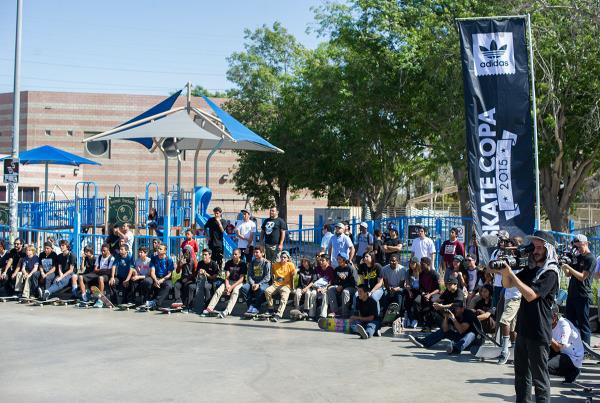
[0,238,26,296]
[380,253,407,318]
[354,251,384,316]
[314,253,335,319]
[173,245,198,309]
[110,244,135,304]
[145,244,174,308]
[44,240,77,300]
[413,257,441,329]
[197,249,222,303]
[403,257,421,328]
[293,257,317,317]
[408,300,479,354]
[549,305,584,383]
[240,246,271,315]
[76,246,97,301]
[204,248,247,318]
[350,284,381,339]
[327,252,358,318]
[131,246,152,303]
[473,284,495,334]
[36,242,58,299]
[264,250,296,321]
[433,277,463,312]
[14,245,39,298]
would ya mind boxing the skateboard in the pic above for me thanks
[159,307,184,315]
[18,297,37,304]
[114,303,136,311]
[583,341,600,362]
[136,305,151,312]
[290,309,309,321]
[317,317,352,334]
[90,286,114,308]
[475,345,513,361]
[0,295,19,302]
[32,298,60,307]
[54,299,76,307]
[382,302,400,326]
[392,316,404,336]
[569,381,599,403]
[76,300,94,308]
[243,312,272,321]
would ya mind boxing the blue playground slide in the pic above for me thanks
[194,186,236,259]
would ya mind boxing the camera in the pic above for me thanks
[556,244,575,265]
[489,243,533,270]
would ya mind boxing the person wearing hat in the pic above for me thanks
[327,252,358,318]
[383,225,402,265]
[433,276,463,314]
[439,227,465,278]
[354,222,374,263]
[327,223,355,269]
[499,230,559,403]
[204,207,226,267]
[408,299,479,354]
[549,304,584,383]
[444,255,467,290]
[235,209,256,263]
[561,233,595,346]
[263,250,296,321]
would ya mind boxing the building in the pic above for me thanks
[0,91,326,226]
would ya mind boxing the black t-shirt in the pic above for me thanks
[224,259,247,282]
[198,260,220,278]
[7,248,26,271]
[453,308,477,333]
[205,217,225,248]
[383,238,401,264]
[298,269,317,288]
[56,252,77,274]
[333,265,357,288]
[357,263,382,291]
[515,267,559,343]
[81,256,95,274]
[474,298,492,312]
[356,296,378,319]
[439,289,463,305]
[261,217,287,246]
[567,252,595,298]
[372,238,385,265]
[38,251,58,272]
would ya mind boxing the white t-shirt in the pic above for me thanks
[328,233,353,268]
[236,220,257,249]
[411,237,435,260]
[321,232,333,251]
[552,317,584,368]
[96,255,114,272]
[122,230,134,253]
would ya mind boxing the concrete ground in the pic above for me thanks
[1,303,598,402]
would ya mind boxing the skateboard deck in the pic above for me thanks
[32,298,60,306]
[242,312,272,321]
[392,317,404,336]
[382,302,400,325]
[54,299,76,307]
[191,277,207,314]
[475,345,513,361]
[91,286,114,308]
[317,317,352,334]
[76,300,94,308]
[136,305,151,312]
[290,309,308,321]
[0,295,19,302]
[115,303,136,311]
[159,307,183,315]
[18,297,37,304]
[569,382,599,403]
[583,341,600,362]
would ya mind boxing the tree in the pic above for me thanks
[191,85,228,98]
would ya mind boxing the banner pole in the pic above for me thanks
[527,13,542,230]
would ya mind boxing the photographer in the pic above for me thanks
[490,230,510,308]
[499,230,559,403]
[561,234,595,346]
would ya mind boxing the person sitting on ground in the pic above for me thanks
[314,253,335,319]
[403,256,422,328]
[473,284,495,334]
[131,246,152,304]
[354,251,384,316]
[14,245,39,298]
[197,249,222,305]
[110,244,135,305]
[327,252,358,318]
[380,253,408,319]
[47,236,61,256]
[433,277,463,313]
[181,229,199,254]
[0,241,8,275]
[241,246,271,315]
[75,246,96,301]
[465,254,483,305]
[414,257,441,329]
[350,284,381,339]
[0,238,26,296]
[445,255,468,292]
[408,299,479,354]
[204,248,247,318]
[549,304,584,384]
[173,245,198,309]
[146,244,174,308]
[264,250,296,321]
[35,242,58,299]
[44,240,77,300]
[293,257,317,318]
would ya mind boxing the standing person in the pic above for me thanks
[235,209,256,262]
[180,229,199,254]
[115,223,134,255]
[439,227,465,278]
[204,207,226,267]
[320,224,333,254]
[500,231,559,403]
[561,234,595,346]
[44,240,77,299]
[293,258,317,318]
[240,246,271,315]
[0,238,26,296]
[372,229,385,266]
[327,253,358,318]
[328,223,355,268]
[35,242,58,298]
[109,244,135,304]
[204,249,247,318]
[260,207,287,262]
[264,250,296,321]
[497,263,525,365]
[490,230,511,308]
[411,227,436,262]
[350,284,381,339]
[383,225,402,265]
[549,305,584,384]
[354,222,373,263]
[147,244,175,308]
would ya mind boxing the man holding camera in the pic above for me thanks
[561,234,595,346]
[499,230,559,403]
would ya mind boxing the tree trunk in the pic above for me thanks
[277,179,288,223]
[451,165,471,218]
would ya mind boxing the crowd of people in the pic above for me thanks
[1,208,598,397]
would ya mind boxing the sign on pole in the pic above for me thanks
[3,158,19,183]
[108,197,136,227]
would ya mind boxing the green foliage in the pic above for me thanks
[191,85,228,98]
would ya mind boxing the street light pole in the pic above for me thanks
[9,0,23,243]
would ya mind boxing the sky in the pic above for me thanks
[0,0,326,95]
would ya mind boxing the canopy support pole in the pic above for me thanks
[206,139,224,187]
[44,162,49,203]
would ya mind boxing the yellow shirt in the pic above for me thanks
[271,261,296,288]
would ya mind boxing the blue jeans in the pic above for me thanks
[240,283,268,309]
[566,295,591,345]
[381,289,406,317]
[47,273,73,297]
[421,328,477,353]
[351,319,381,338]
[352,288,384,315]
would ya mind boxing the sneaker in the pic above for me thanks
[408,335,424,348]
[270,314,280,322]
[171,302,183,309]
[411,320,418,329]
[37,287,43,299]
[375,329,382,337]
[43,290,50,301]
[497,351,510,365]
[201,309,209,317]
[445,340,455,354]
[93,299,104,308]
[217,311,227,319]
[251,307,259,314]
[327,312,336,318]
[267,309,275,316]
[148,300,157,309]
[355,324,369,339]
[82,292,89,302]
[245,307,254,314]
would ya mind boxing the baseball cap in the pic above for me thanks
[573,234,588,243]
[240,208,250,215]
[388,224,398,232]
[526,230,556,247]
[335,222,345,229]
[446,277,458,285]
[359,222,368,229]
[280,250,291,258]
[337,251,349,261]
[453,255,465,262]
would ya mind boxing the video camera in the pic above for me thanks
[557,243,576,266]
[489,243,533,271]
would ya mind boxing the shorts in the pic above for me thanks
[81,272,101,286]
[499,297,520,331]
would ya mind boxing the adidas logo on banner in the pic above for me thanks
[472,32,515,76]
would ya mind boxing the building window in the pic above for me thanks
[0,186,39,202]
[67,130,74,136]
[84,132,110,158]
[45,130,52,136]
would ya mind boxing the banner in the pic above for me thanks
[458,17,535,257]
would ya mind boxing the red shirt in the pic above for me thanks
[439,239,465,266]
[181,239,199,254]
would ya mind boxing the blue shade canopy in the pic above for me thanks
[1,145,101,166]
